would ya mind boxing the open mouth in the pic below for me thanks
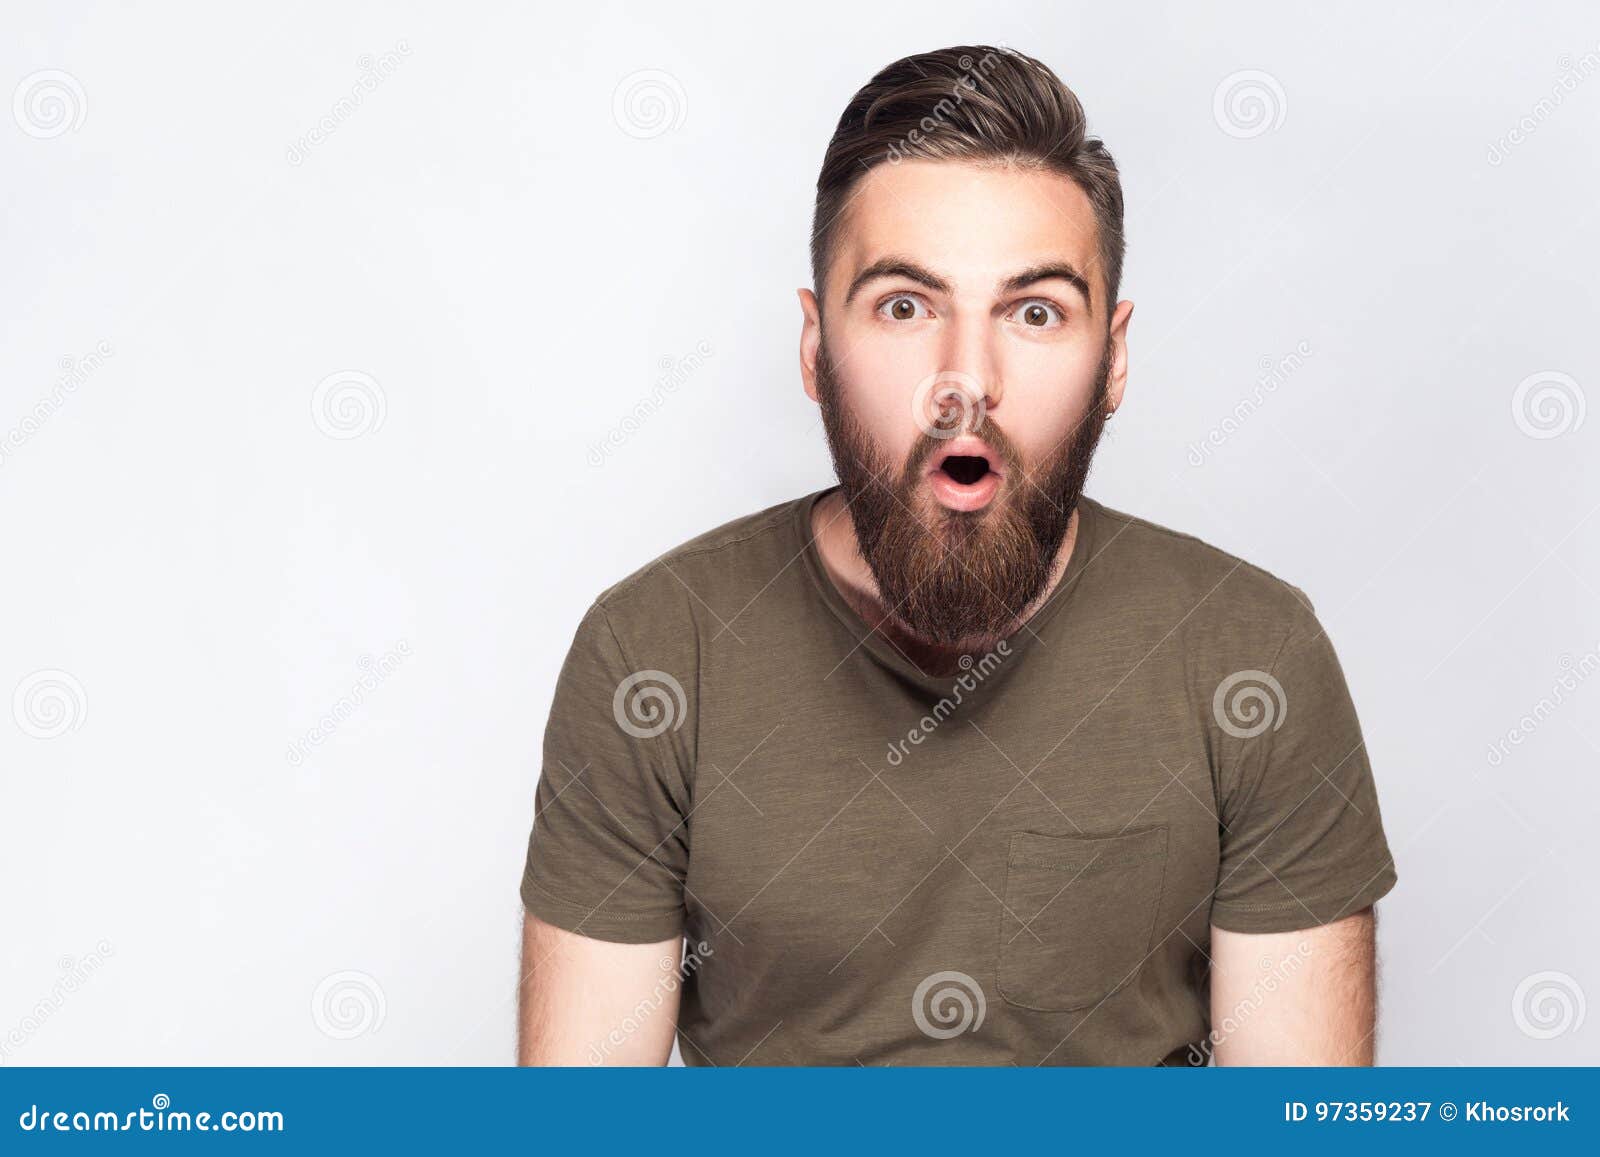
[926,438,1003,512]
[939,454,992,486]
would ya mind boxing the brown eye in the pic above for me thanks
[1013,300,1063,329]
[890,298,916,320]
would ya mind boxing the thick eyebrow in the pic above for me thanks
[842,257,1094,310]
[843,257,951,306]
[999,262,1093,308]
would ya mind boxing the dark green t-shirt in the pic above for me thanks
[520,488,1398,1065]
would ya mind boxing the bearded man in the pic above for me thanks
[516,44,1398,1067]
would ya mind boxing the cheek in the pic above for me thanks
[832,345,929,464]
[1000,347,1103,458]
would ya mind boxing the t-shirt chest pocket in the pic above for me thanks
[996,825,1170,1012]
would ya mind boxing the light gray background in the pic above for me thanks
[2,0,1596,1065]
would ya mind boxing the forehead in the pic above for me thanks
[832,159,1103,303]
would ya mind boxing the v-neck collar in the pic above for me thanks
[791,484,1102,701]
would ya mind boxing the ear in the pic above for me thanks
[797,287,822,404]
[1104,298,1134,415]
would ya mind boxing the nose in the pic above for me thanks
[941,318,1002,427]
[909,318,1006,440]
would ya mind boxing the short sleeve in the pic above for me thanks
[1209,604,1398,933]
[519,601,691,943]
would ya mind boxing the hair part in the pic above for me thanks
[810,45,1125,317]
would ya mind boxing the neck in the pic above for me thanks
[809,488,1081,678]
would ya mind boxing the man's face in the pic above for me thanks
[804,160,1129,647]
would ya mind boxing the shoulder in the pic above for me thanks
[1081,496,1319,645]
[586,492,811,644]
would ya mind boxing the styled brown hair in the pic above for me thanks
[810,45,1125,316]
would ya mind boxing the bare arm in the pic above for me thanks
[1208,906,1378,1065]
[517,911,683,1065]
